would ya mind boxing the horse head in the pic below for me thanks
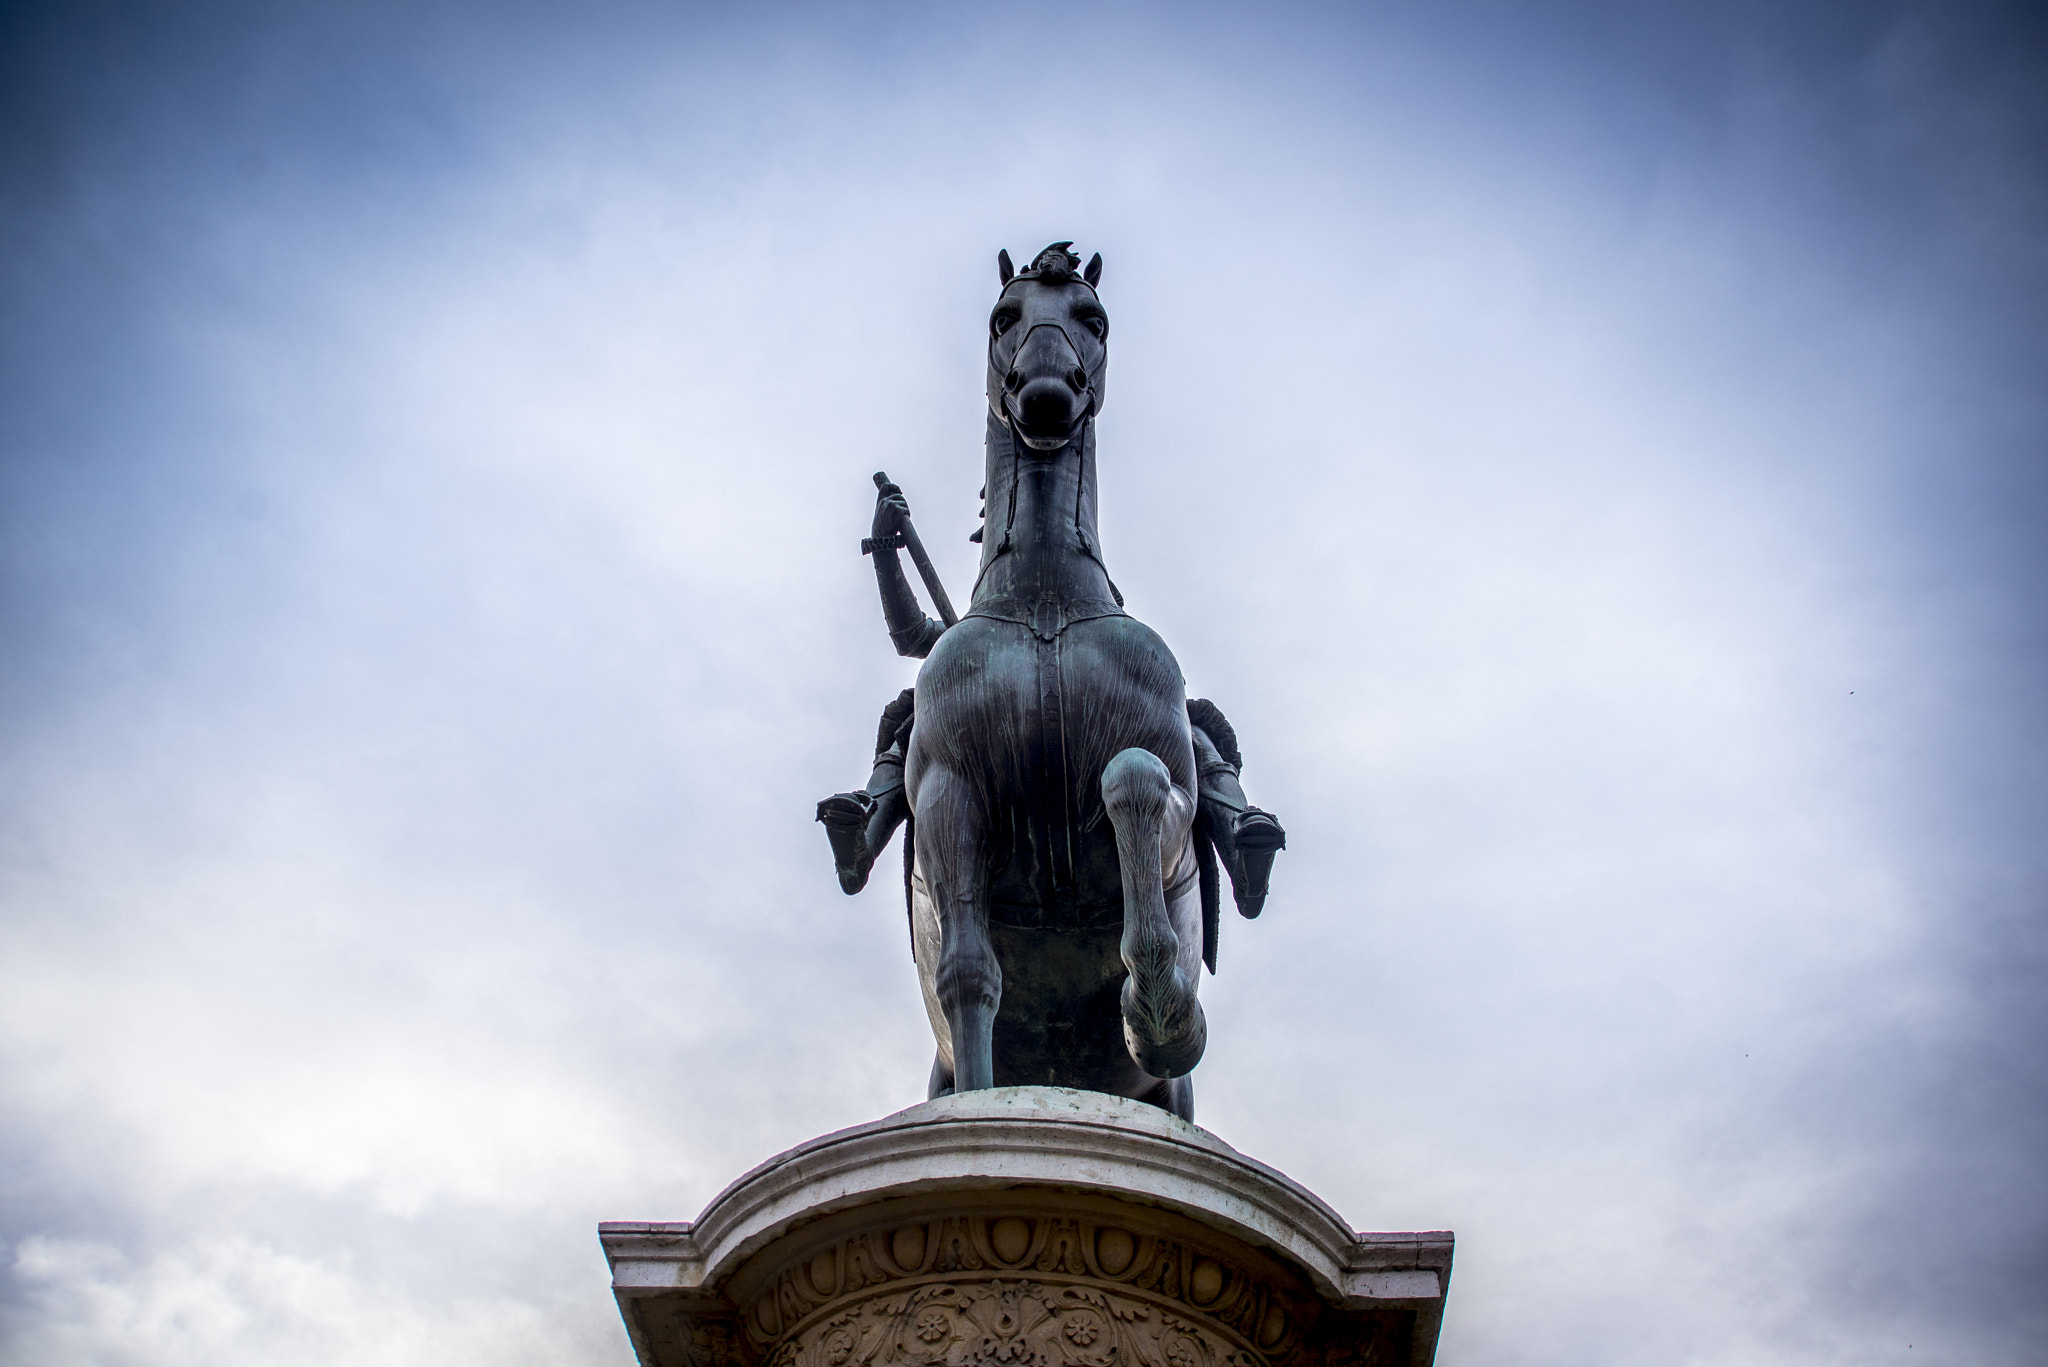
[988,242,1108,451]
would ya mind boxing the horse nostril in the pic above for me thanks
[1069,367,1088,392]
[1005,369,1022,392]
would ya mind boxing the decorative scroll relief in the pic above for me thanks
[746,1216,1304,1367]
[768,1279,1265,1367]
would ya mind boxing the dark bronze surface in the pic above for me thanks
[818,244,1287,1121]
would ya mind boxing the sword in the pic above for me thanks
[870,470,959,627]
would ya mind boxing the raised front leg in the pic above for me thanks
[1102,747,1207,1079]
[914,761,1001,1093]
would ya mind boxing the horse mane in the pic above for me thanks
[1022,242,1080,281]
[1001,242,1102,291]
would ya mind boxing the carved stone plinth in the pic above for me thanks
[601,1088,1452,1367]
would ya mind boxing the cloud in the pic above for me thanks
[1,2,2043,1365]
[9,1235,600,1367]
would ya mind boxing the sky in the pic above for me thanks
[2,2,2044,1364]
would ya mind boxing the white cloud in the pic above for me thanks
[9,1235,605,1367]
[1,4,2040,1365]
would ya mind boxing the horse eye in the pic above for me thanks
[1084,317,1106,339]
[992,313,1016,337]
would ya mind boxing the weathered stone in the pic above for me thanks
[602,1088,1452,1367]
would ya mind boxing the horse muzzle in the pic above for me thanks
[1005,372,1089,450]
[998,322,1095,451]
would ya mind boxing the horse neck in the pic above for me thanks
[972,414,1113,605]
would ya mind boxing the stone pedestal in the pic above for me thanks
[601,1088,1452,1367]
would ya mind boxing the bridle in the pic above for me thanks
[978,293,1118,603]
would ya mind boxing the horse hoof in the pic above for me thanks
[1119,978,1207,1079]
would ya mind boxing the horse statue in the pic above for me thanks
[816,243,1285,1122]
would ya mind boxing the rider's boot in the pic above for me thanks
[816,790,875,893]
[1227,808,1287,918]
[815,741,911,895]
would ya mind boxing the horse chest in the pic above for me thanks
[914,611,1193,924]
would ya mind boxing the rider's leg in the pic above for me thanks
[1102,747,1206,1080]
[1190,724,1286,919]
[860,743,911,868]
[1189,724,1246,866]
[817,692,918,895]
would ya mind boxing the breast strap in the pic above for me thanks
[966,592,1126,642]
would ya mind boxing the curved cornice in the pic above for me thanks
[603,1087,1449,1311]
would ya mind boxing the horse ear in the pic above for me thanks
[998,249,1014,286]
[1084,252,1102,287]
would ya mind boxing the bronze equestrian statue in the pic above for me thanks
[816,244,1285,1122]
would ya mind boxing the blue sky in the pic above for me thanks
[3,3,2044,1364]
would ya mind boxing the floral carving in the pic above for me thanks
[744,1214,1302,1365]
[765,1278,1257,1367]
